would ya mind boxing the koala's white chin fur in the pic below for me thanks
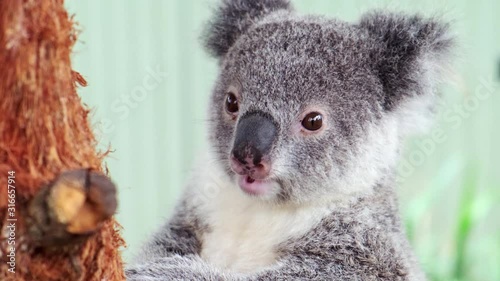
[182,151,319,273]
[196,161,334,273]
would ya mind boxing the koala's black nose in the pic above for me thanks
[231,112,277,177]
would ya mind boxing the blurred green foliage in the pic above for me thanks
[405,164,499,281]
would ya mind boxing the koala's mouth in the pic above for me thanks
[237,174,275,196]
[229,154,276,196]
[245,175,256,184]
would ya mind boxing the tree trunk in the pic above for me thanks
[0,0,125,280]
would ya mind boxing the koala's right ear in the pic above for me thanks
[359,12,454,111]
[203,0,292,59]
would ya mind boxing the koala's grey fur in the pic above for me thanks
[126,0,453,280]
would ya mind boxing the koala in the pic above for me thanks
[126,0,453,280]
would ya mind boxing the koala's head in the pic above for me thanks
[203,0,453,204]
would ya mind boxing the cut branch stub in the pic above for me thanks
[27,169,117,247]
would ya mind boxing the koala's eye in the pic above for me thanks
[302,112,323,131]
[225,92,239,114]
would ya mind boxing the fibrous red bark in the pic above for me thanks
[0,0,125,280]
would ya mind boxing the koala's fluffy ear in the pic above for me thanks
[360,12,454,111]
[204,0,292,58]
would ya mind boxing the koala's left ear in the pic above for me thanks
[203,0,293,59]
[360,12,455,111]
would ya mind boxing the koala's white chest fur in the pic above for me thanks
[199,181,331,274]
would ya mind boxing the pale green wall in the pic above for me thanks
[65,1,499,280]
